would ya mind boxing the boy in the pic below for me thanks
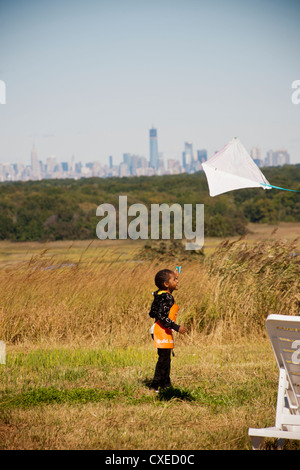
[149,269,187,391]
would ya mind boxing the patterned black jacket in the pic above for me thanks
[149,290,180,332]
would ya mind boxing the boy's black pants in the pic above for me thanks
[152,348,172,389]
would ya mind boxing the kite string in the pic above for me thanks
[260,183,300,193]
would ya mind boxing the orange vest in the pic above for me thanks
[153,291,179,349]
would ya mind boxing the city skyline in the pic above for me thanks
[0,126,292,183]
[0,0,300,165]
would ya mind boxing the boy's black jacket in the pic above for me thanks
[148,290,180,332]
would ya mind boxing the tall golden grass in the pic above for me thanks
[0,236,299,345]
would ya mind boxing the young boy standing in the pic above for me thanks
[149,269,187,391]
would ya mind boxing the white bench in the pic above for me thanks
[249,314,300,449]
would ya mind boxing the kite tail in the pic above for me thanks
[260,183,300,193]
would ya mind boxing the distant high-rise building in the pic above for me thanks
[197,149,207,163]
[274,149,290,166]
[123,153,131,166]
[31,145,40,179]
[131,155,140,175]
[251,146,263,167]
[71,155,76,172]
[109,155,113,169]
[264,149,290,167]
[61,162,69,172]
[122,153,149,175]
[138,156,148,168]
[250,146,261,160]
[119,162,130,177]
[46,156,57,176]
[265,150,274,167]
[168,159,181,174]
[16,162,24,179]
[182,142,193,169]
[158,152,165,174]
[149,127,159,170]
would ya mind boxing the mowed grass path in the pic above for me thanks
[0,339,282,450]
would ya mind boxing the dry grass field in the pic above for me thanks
[0,222,299,450]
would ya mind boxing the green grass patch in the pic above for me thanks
[0,387,123,409]
[0,344,278,412]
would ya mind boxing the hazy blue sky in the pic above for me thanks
[0,0,300,166]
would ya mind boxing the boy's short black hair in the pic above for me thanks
[155,269,174,290]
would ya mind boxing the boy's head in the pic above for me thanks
[155,269,178,292]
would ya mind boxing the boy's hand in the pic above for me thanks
[178,325,187,334]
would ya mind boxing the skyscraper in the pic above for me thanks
[197,149,207,163]
[250,146,263,167]
[31,144,40,179]
[182,142,193,169]
[274,149,290,166]
[149,127,159,170]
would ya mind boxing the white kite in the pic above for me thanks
[202,137,271,197]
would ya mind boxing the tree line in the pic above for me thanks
[0,164,299,241]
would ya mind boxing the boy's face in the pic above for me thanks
[164,272,179,292]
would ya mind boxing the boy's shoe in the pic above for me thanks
[149,383,159,393]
